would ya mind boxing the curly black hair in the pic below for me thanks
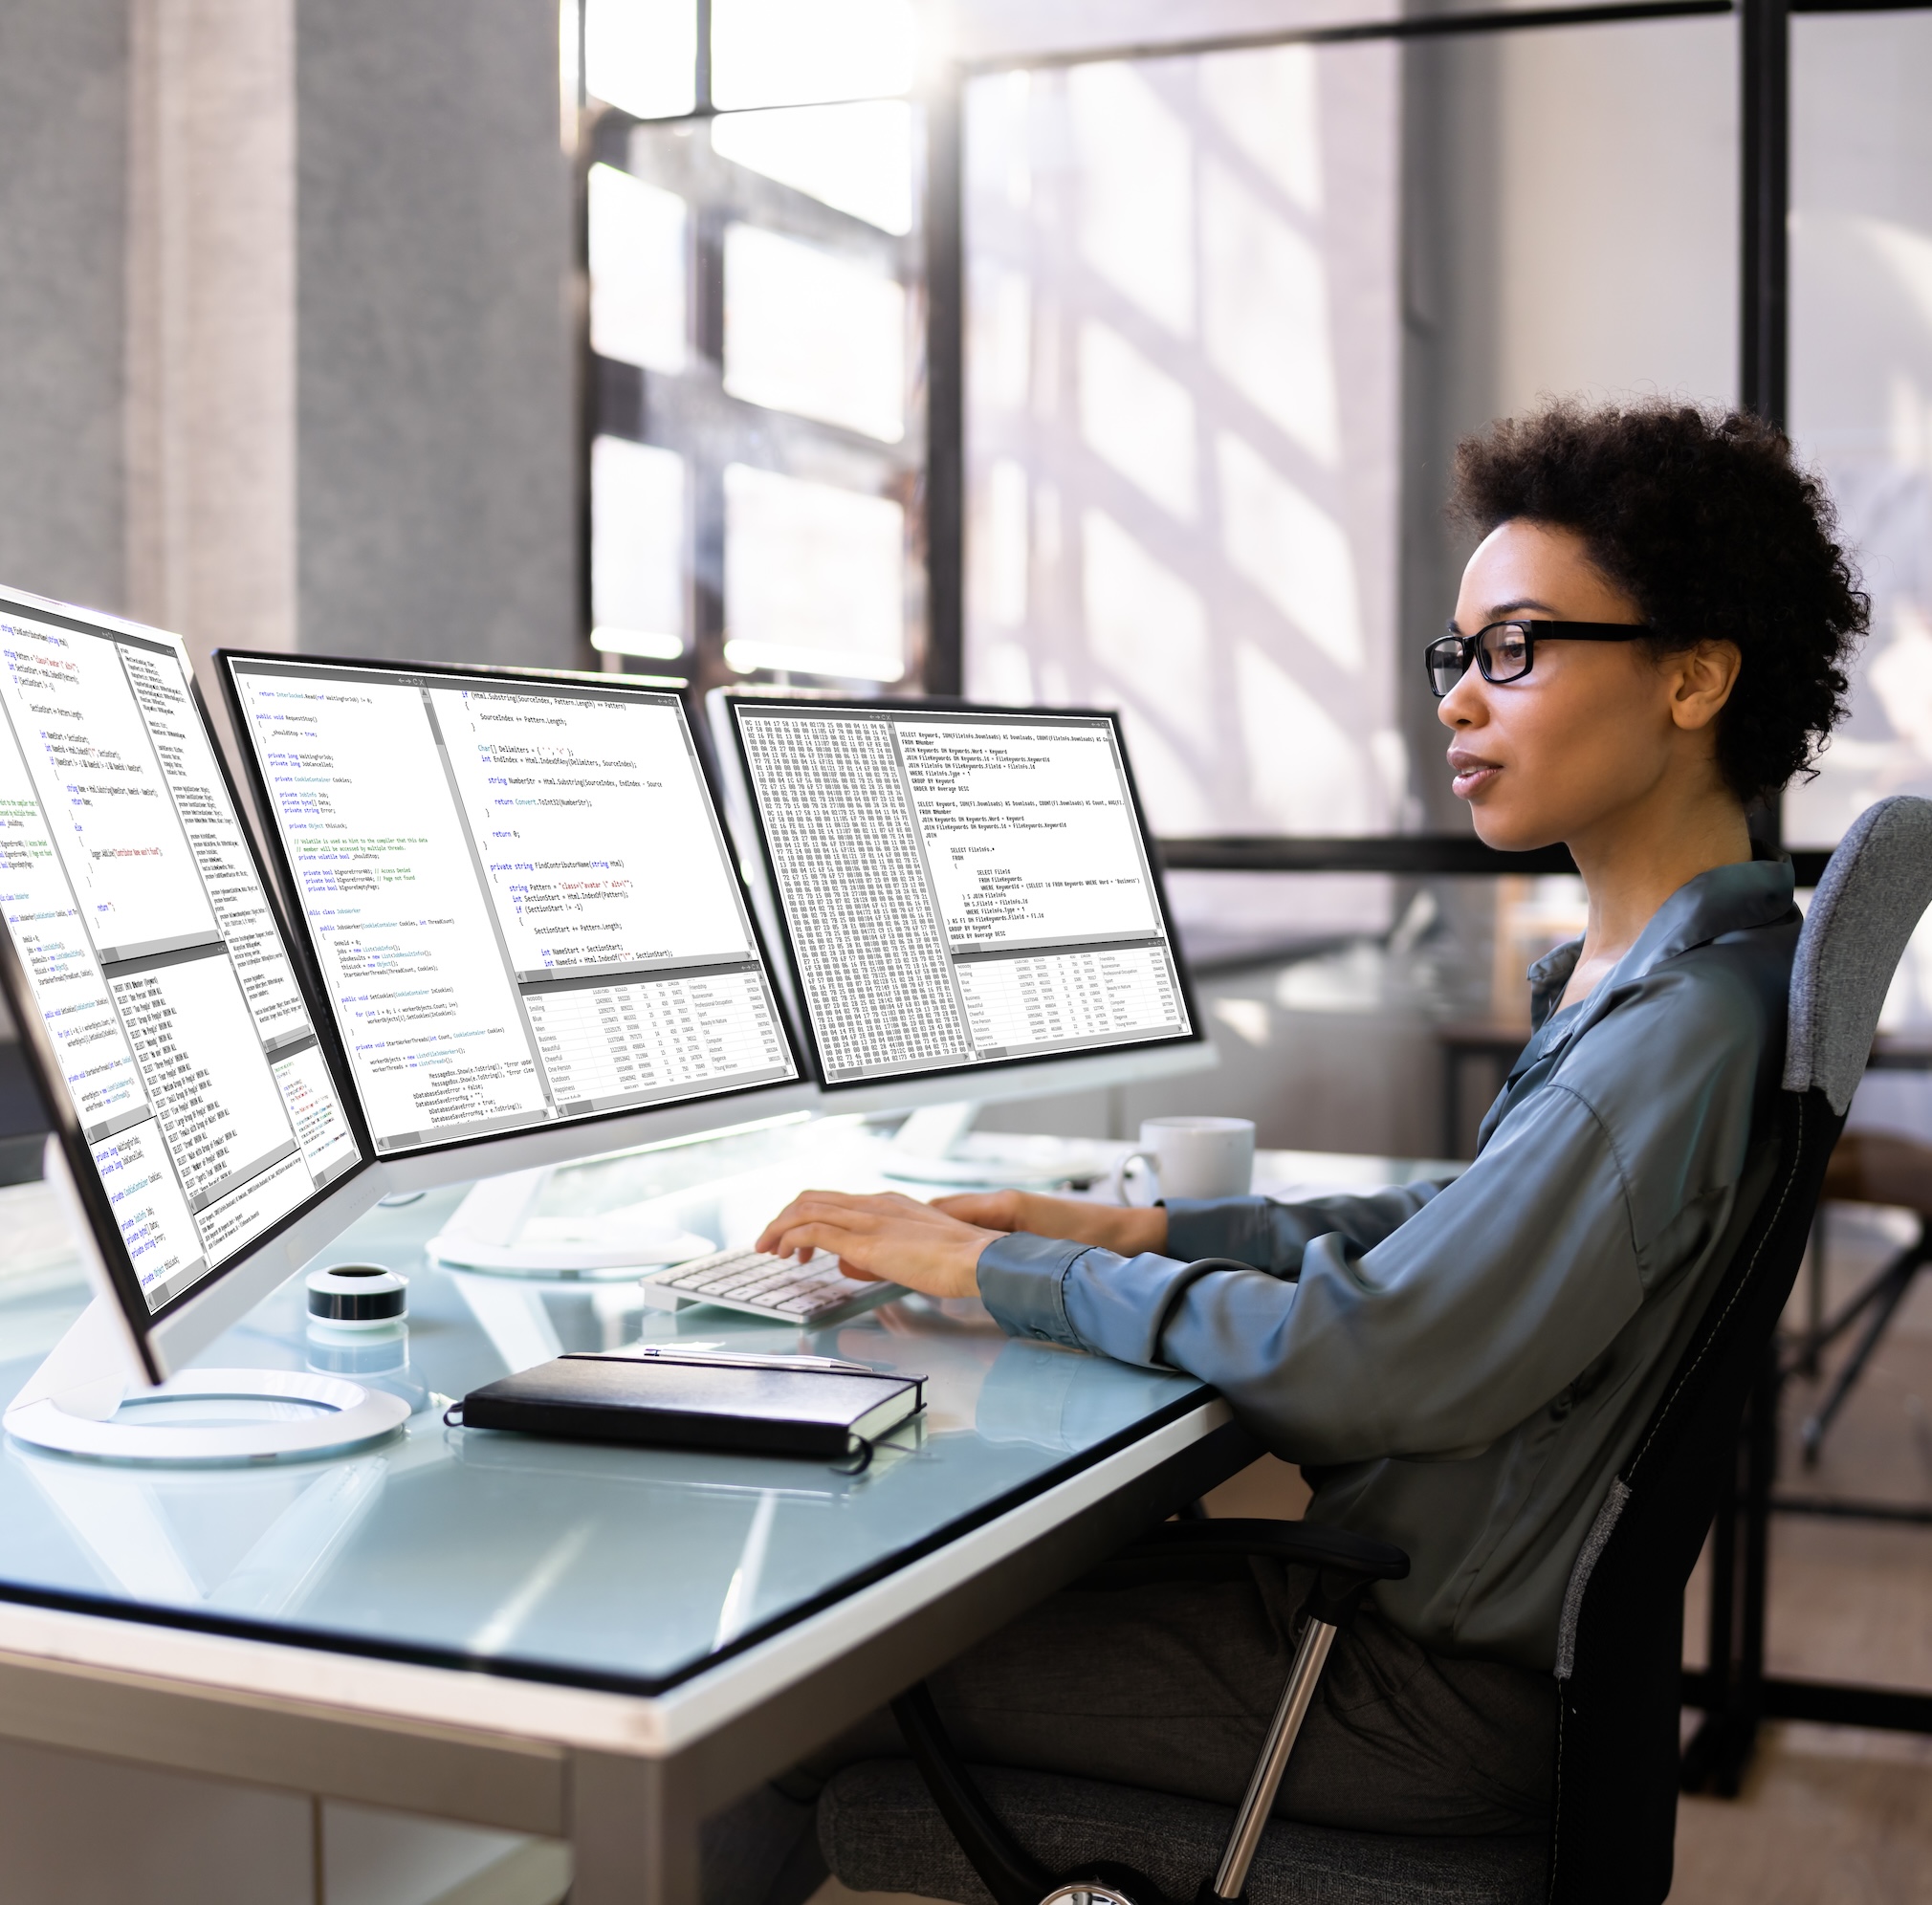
[1449,400,1865,803]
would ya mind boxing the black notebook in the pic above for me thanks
[451,1350,925,1460]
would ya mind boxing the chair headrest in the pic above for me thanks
[1787,795,1932,1113]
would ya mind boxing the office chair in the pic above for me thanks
[1789,1128,1932,1461]
[816,797,1932,1905]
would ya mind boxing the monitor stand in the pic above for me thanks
[3,1298,413,1465]
[425,1165,714,1280]
[878,1103,1092,1189]
[2,1144,411,1466]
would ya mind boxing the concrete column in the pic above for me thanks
[125,0,298,682]
[0,3,129,611]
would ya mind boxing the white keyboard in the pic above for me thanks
[640,1247,902,1324]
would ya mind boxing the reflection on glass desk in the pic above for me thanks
[0,1119,1455,1699]
[0,1118,1210,1697]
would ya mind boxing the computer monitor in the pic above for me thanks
[217,651,814,1195]
[0,583,389,1441]
[710,691,1213,1118]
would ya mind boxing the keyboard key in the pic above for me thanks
[650,1245,889,1319]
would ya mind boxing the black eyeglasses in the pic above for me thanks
[1424,619,1654,698]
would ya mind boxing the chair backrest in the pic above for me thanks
[1548,797,1932,1905]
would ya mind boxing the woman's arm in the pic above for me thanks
[972,1084,1652,1460]
[932,1191,1170,1258]
[932,1184,1449,1273]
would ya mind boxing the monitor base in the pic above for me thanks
[4,1302,410,1465]
[426,1166,714,1280]
[879,1152,1074,1188]
[877,1103,1092,1189]
[879,1101,999,1185]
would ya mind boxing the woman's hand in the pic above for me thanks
[756,1191,999,1300]
[931,1191,1169,1259]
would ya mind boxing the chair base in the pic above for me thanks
[820,1760,1548,1905]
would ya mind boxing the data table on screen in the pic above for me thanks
[521,972,790,1110]
[954,944,1185,1055]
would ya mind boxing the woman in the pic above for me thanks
[747,402,1864,1862]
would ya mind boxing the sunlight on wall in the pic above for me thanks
[964,41,1400,837]
[1198,46,1323,214]
[1217,432,1361,671]
[1067,64,1194,337]
[1201,160,1340,465]
[1077,322,1198,519]
[1234,641,1375,833]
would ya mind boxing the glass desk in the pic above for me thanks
[0,1117,1282,1905]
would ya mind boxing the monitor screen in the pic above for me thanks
[0,595,364,1317]
[225,656,799,1157]
[726,698,1197,1087]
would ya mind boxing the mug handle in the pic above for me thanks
[1109,1150,1159,1207]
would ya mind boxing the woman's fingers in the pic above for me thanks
[757,1190,885,1244]
[756,1192,999,1300]
[761,1218,884,1274]
[756,1190,947,1255]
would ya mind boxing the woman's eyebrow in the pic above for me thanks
[1450,596,1559,633]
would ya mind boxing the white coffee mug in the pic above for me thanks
[1110,1117,1256,1206]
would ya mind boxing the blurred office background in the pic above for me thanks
[2,3,1932,1898]
[8,0,1932,1173]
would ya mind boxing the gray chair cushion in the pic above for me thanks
[819,1760,1548,1905]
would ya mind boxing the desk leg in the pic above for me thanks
[572,1751,699,1905]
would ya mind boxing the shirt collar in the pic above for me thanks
[1525,850,1796,1034]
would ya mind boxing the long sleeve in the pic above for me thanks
[977,952,1776,1469]
[979,1085,1641,1462]
[1161,1181,1446,1272]
[976,1178,1446,1369]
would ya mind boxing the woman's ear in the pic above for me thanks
[1667,641,1742,733]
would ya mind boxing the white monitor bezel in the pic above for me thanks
[708,689,1215,1114]
[216,649,817,1195]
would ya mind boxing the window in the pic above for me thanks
[578,0,926,689]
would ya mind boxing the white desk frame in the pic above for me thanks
[0,1400,1246,1904]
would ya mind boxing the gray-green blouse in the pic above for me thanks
[977,857,1800,1672]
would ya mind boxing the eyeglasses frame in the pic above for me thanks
[1423,619,1657,698]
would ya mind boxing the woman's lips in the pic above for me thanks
[1448,752,1502,799]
